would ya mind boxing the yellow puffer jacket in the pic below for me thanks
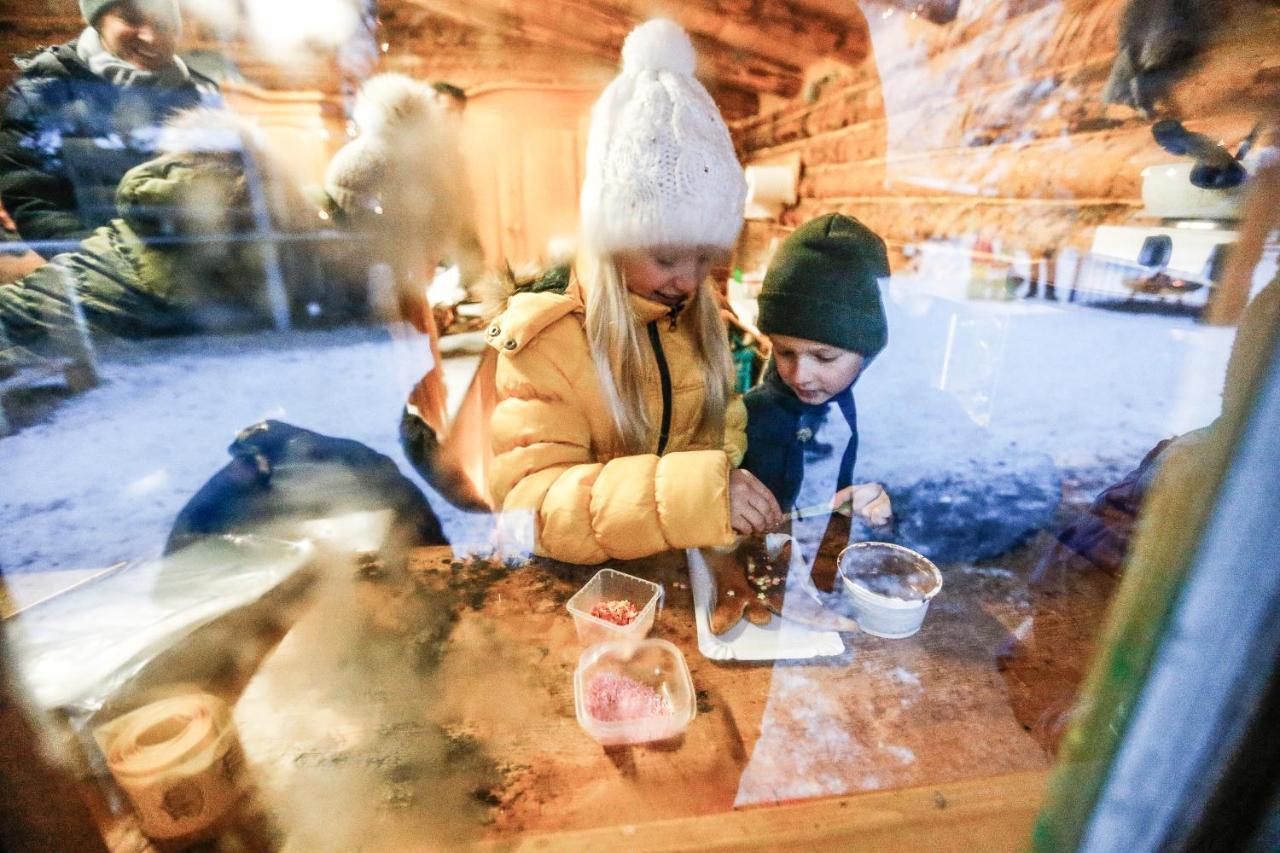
[488,276,747,564]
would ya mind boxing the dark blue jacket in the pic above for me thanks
[0,40,220,249]
[742,365,859,511]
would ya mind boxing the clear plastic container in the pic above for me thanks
[565,568,662,645]
[573,638,696,746]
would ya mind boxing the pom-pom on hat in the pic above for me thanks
[757,213,890,360]
[579,19,747,253]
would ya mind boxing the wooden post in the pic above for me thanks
[0,590,109,852]
[1205,122,1280,326]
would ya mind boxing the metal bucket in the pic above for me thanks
[836,542,943,639]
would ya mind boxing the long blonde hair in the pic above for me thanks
[580,248,733,454]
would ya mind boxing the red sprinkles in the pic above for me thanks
[590,598,639,625]
[584,673,673,722]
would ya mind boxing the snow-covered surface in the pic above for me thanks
[0,280,1235,580]
[851,275,1232,563]
[1,325,485,577]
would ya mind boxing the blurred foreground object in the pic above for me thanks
[323,73,483,304]
[166,420,449,556]
[6,535,316,715]
[1003,270,1279,753]
[94,692,246,844]
[323,74,486,463]
[1206,118,1280,325]
[1103,0,1223,115]
[1151,119,1248,189]
[0,108,361,372]
[0,616,108,852]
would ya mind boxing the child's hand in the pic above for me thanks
[730,469,783,535]
[832,482,892,527]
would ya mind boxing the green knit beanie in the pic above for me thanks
[80,0,182,33]
[757,213,889,359]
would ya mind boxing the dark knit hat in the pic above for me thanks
[81,0,181,32]
[757,213,889,359]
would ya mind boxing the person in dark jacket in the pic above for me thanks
[0,107,357,365]
[0,0,220,253]
[742,213,894,528]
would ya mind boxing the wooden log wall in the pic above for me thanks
[0,6,79,92]
[731,0,1280,273]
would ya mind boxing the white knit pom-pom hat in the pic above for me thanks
[579,18,747,252]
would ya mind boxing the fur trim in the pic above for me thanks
[157,106,269,155]
[479,263,536,321]
[154,106,317,235]
[352,73,438,136]
[477,262,579,321]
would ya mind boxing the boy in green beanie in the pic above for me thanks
[741,213,893,527]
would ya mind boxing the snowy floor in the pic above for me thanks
[0,281,1236,577]
[1,324,485,576]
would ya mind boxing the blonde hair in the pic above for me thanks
[581,248,732,454]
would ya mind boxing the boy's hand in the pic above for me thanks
[730,469,783,535]
[832,482,893,527]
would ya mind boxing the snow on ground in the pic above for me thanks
[0,279,1236,576]
[1,325,485,575]
[852,277,1230,563]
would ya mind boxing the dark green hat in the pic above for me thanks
[757,213,889,359]
[80,0,182,32]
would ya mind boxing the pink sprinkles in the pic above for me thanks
[584,673,673,722]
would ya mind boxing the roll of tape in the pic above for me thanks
[97,693,245,840]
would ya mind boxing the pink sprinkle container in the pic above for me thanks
[573,638,696,746]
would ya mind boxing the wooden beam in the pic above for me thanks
[386,37,761,118]
[487,769,1049,851]
[397,0,805,97]
[628,0,871,70]
[862,0,962,25]
[383,5,765,115]
[704,82,762,121]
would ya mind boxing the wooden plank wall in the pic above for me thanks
[0,5,81,92]
[731,0,1280,272]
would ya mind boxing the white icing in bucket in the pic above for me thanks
[837,542,943,639]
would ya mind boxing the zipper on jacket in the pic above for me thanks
[668,300,685,330]
[647,320,673,456]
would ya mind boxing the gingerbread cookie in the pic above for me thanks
[703,536,792,635]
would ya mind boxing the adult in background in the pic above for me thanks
[0,107,348,366]
[0,0,219,254]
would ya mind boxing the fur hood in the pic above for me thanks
[116,106,317,238]
[350,73,438,136]
[156,105,271,156]
[324,74,458,215]
[477,263,572,323]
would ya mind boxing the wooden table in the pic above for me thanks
[45,504,1111,852]
[119,516,1110,851]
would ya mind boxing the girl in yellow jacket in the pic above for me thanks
[487,19,781,564]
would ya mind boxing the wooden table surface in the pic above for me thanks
[150,517,1113,851]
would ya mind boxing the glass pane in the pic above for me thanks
[1,0,1276,849]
